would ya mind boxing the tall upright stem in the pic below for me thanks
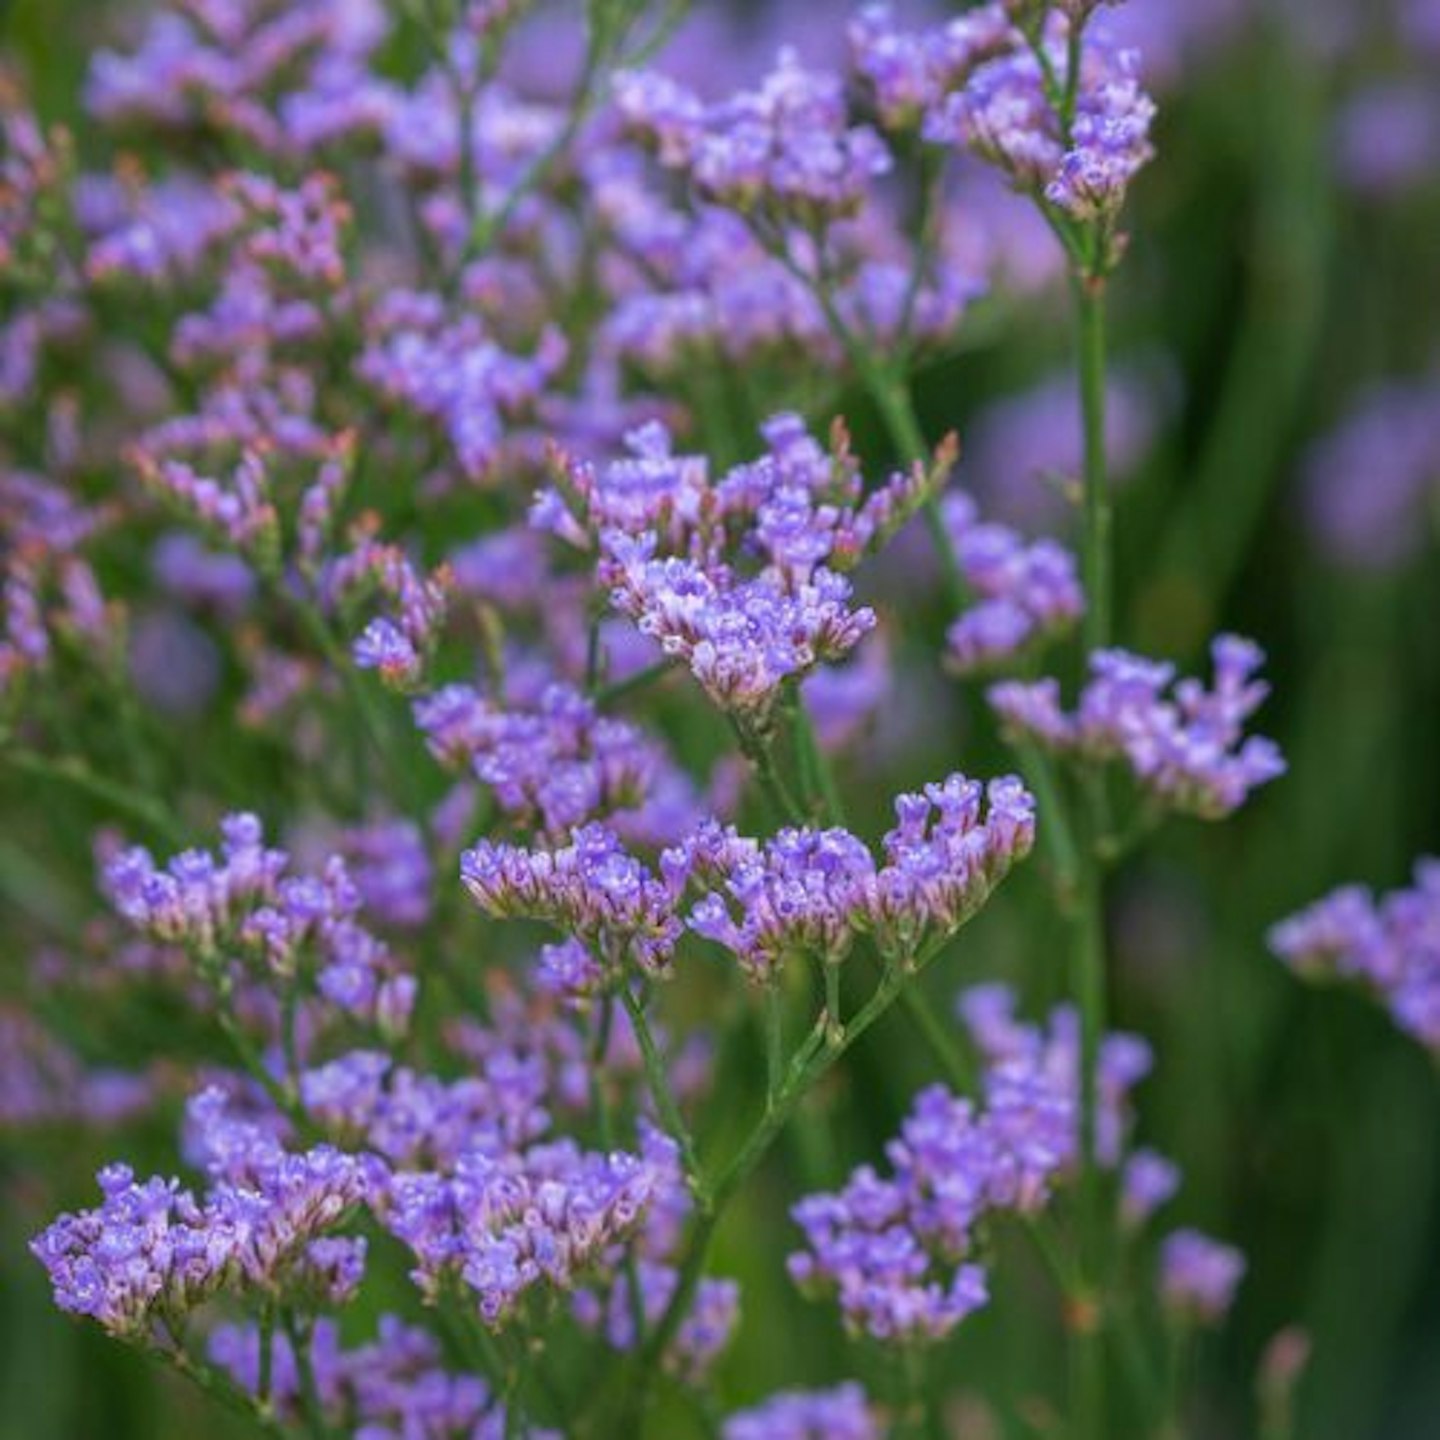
[1074,275,1112,656]
[1070,265,1113,1440]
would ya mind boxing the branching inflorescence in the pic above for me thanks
[5,1,1335,1437]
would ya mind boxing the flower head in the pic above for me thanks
[990,636,1285,819]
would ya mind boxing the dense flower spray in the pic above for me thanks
[4,1,1378,1437]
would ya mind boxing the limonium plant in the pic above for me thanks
[4,0,1426,1437]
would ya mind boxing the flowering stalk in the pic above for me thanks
[606,918,987,1432]
[142,1333,289,1440]
[1011,13,1128,1434]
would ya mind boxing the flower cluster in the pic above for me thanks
[616,49,891,223]
[8,1,1309,1433]
[328,529,452,691]
[574,1124,741,1381]
[537,415,941,730]
[723,1382,878,1440]
[103,813,416,1037]
[414,680,673,837]
[1270,859,1440,1053]
[603,534,876,728]
[0,446,129,703]
[334,817,433,929]
[990,635,1286,819]
[0,1008,153,1132]
[31,1141,369,1339]
[461,823,684,978]
[847,4,1012,132]
[926,12,1157,236]
[941,490,1084,674]
[379,1139,662,1325]
[788,984,1154,1343]
[687,774,1036,980]
[299,1048,548,1166]
[136,426,358,567]
[86,0,393,156]
[357,289,567,481]
[210,1314,550,1438]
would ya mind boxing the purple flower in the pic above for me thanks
[681,774,1034,980]
[1159,1228,1246,1323]
[573,1125,739,1379]
[414,681,671,837]
[151,533,257,615]
[378,1140,664,1327]
[617,50,892,222]
[959,982,1152,1176]
[84,174,237,284]
[535,938,607,1005]
[604,535,875,730]
[724,1382,879,1440]
[1270,860,1440,1054]
[848,4,1012,132]
[326,532,451,693]
[210,1313,550,1437]
[1121,1148,1181,1229]
[337,818,433,929]
[30,1137,369,1338]
[0,1008,154,1131]
[103,815,414,1037]
[461,823,684,978]
[1044,45,1157,222]
[925,14,1156,238]
[942,491,1084,674]
[990,636,1285,819]
[358,290,566,480]
[86,0,392,157]
[300,1045,547,1166]
[353,617,420,686]
[1334,83,1440,198]
[789,984,1153,1344]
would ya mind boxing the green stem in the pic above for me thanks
[791,699,846,825]
[1070,840,1109,1440]
[216,1008,311,1136]
[1011,736,1083,908]
[258,1305,276,1410]
[283,1311,336,1440]
[282,588,407,804]
[728,717,806,826]
[619,986,708,1208]
[1073,275,1112,655]
[149,1340,289,1438]
[764,984,784,1106]
[612,947,954,1430]
[1053,226,1116,1440]
[584,612,604,693]
[770,246,968,615]
[592,999,649,1349]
